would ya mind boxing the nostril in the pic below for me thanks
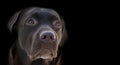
[50,35,54,40]
[41,35,47,39]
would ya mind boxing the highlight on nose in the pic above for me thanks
[40,31,55,41]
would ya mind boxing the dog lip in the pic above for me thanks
[29,49,53,61]
[40,55,53,60]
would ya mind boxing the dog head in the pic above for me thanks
[8,7,67,62]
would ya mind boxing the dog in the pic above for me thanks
[8,7,67,65]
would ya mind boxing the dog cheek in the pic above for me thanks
[18,30,32,54]
[57,30,63,45]
[52,31,62,58]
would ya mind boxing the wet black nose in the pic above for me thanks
[40,32,55,41]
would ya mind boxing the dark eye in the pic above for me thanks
[25,18,38,26]
[52,20,61,28]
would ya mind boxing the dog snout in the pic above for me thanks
[40,31,56,42]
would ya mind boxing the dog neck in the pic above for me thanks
[9,41,61,65]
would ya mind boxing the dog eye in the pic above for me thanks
[25,18,38,26]
[52,20,61,28]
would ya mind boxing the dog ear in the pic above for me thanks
[59,18,68,47]
[8,11,21,32]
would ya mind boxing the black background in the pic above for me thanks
[0,0,113,65]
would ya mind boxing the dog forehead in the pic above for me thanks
[22,7,59,18]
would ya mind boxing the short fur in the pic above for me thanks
[8,7,67,65]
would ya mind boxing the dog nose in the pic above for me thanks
[40,31,55,41]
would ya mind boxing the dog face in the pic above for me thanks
[8,7,67,61]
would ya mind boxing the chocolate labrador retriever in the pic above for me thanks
[8,7,67,65]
